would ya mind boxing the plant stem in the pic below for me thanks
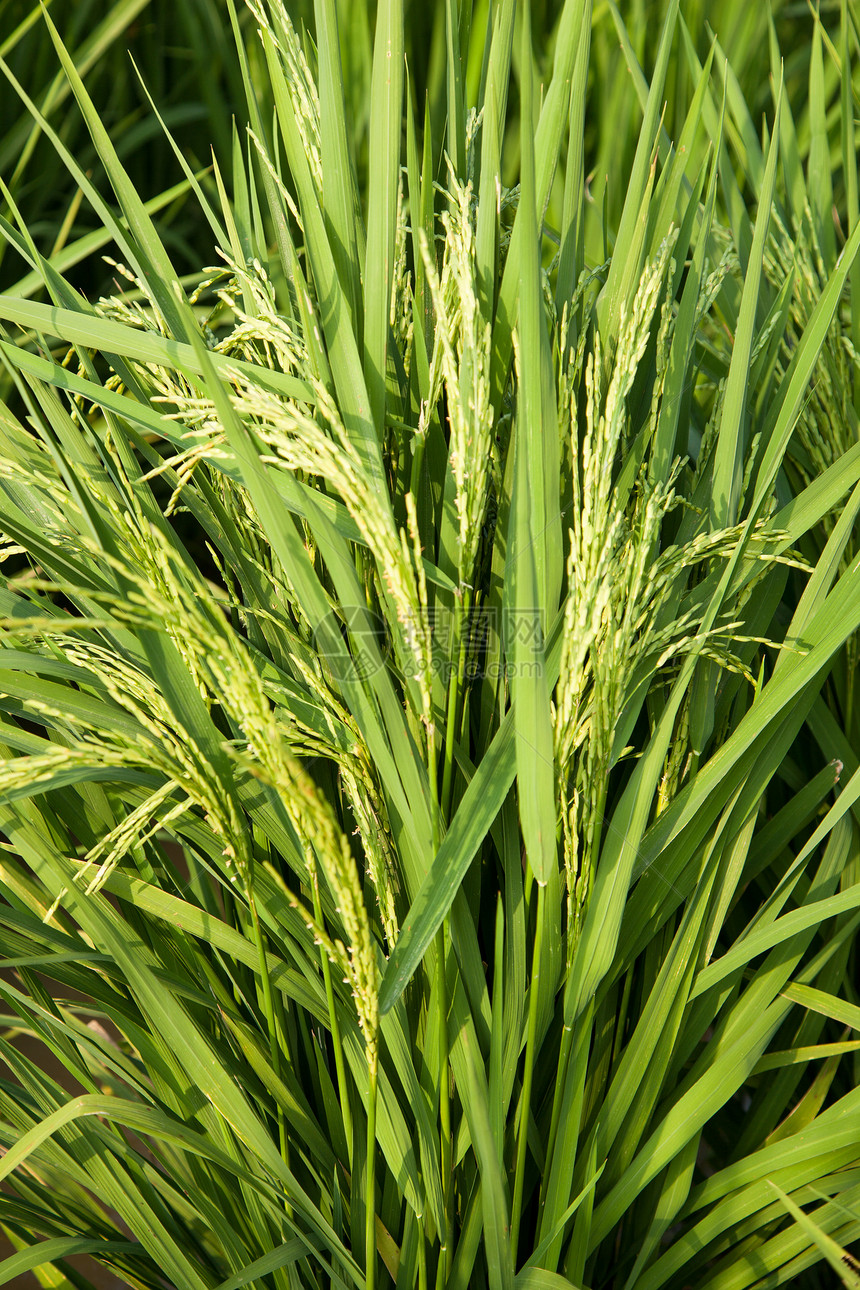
[427,701,452,1284]
[540,1020,574,1211]
[440,586,472,821]
[436,583,472,1282]
[366,1052,379,1290]
[434,921,452,1288]
[427,713,441,854]
[409,427,427,502]
[312,877,353,1169]
[249,893,290,1171]
[511,881,546,1262]
[418,1219,428,1290]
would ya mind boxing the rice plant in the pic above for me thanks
[1,1,860,1287]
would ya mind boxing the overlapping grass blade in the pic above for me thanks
[2,4,860,1289]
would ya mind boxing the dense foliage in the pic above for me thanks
[1,1,859,1288]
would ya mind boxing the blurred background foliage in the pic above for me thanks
[0,0,849,301]
[0,0,251,294]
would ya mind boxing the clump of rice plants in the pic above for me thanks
[1,1,860,1287]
